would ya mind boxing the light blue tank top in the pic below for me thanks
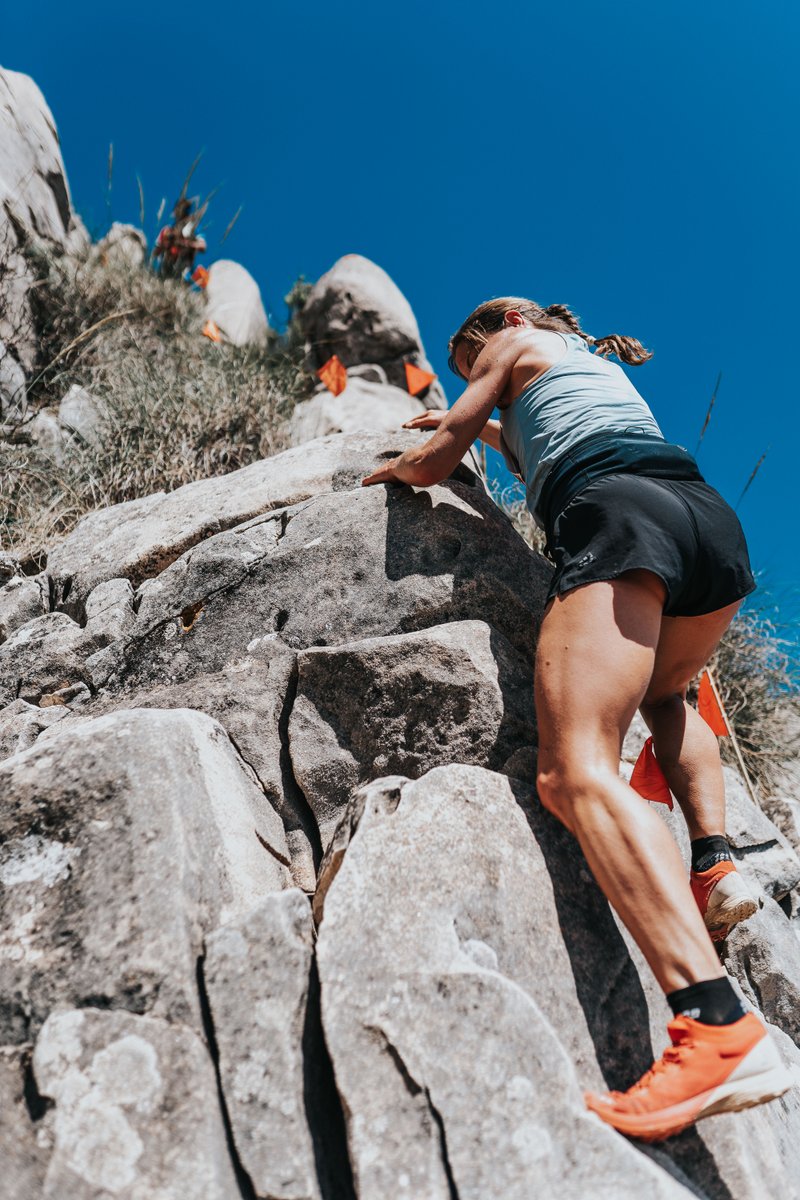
[498,332,664,525]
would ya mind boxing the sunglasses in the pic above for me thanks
[447,344,477,381]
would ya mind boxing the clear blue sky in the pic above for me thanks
[5,1,799,634]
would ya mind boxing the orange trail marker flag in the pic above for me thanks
[318,354,347,397]
[630,736,673,808]
[698,669,729,735]
[405,362,437,396]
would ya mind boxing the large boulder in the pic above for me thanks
[0,66,87,373]
[205,258,270,347]
[0,68,77,246]
[88,479,549,697]
[69,475,546,882]
[45,430,482,615]
[301,253,448,408]
[316,766,800,1200]
[0,708,289,1044]
[289,619,537,848]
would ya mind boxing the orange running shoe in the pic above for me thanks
[585,1012,792,1141]
[690,860,760,942]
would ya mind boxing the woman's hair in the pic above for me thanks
[447,296,653,378]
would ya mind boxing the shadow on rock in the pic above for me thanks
[516,784,737,1200]
[381,480,550,661]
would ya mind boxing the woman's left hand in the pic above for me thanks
[361,457,406,487]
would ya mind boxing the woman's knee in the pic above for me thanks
[640,681,688,712]
[536,758,612,826]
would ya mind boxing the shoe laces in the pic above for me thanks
[612,1028,695,1098]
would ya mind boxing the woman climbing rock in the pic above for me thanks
[361,297,793,1141]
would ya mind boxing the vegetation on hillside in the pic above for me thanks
[1,242,314,560]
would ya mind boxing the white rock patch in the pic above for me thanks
[0,834,80,888]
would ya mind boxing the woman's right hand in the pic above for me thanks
[402,409,447,430]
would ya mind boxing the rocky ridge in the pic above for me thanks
[1,65,800,1200]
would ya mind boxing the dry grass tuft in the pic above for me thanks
[488,478,549,558]
[699,597,800,797]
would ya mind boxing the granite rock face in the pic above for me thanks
[32,1008,239,1199]
[316,767,800,1200]
[46,456,545,887]
[204,890,322,1200]
[290,619,537,848]
[4,416,800,1200]
[0,707,289,1044]
[45,429,473,613]
[122,476,545,661]
[0,67,86,374]
[288,376,428,444]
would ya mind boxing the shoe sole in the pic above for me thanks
[707,895,760,941]
[705,878,762,942]
[587,1059,794,1141]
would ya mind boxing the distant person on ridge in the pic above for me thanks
[153,196,207,279]
[361,297,792,1142]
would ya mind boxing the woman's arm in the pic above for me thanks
[361,333,519,487]
[401,411,503,453]
[477,419,502,453]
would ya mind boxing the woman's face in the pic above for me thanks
[454,312,527,381]
[454,341,480,382]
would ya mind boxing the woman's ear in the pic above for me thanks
[503,310,525,328]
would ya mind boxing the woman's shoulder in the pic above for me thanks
[498,328,577,410]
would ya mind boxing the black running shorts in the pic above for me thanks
[544,473,757,617]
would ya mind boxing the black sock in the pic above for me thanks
[667,976,746,1025]
[691,834,732,873]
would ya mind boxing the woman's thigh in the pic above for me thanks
[641,599,744,707]
[535,568,668,773]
